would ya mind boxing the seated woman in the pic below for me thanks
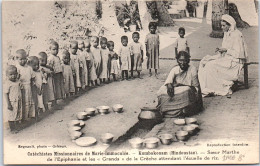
[198,14,248,97]
[157,51,203,118]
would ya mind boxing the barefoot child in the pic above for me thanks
[145,22,160,78]
[118,36,131,81]
[61,50,75,98]
[4,65,22,132]
[38,52,54,112]
[78,39,88,89]
[130,32,144,79]
[69,41,82,93]
[91,36,102,85]
[86,40,97,86]
[107,41,119,81]
[100,37,110,84]
[15,49,35,121]
[175,27,189,57]
[47,41,64,108]
[28,56,44,118]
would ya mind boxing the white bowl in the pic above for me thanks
[112,104,123,113]
[144,137,160,149]
[182,125,195,135]
[129,137,143,149]
[97,106,110,115]
[67,120,80,127]
[70,131,82,140]
[100,133,114,144]
[159,133,173,145]
[174,119,186,125]
[85,108,96,116]
[68,126,81,133]
[175,130,188,141]
[77,112,88,120]
[185,118,197,124]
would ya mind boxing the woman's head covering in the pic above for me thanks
[221,14,236,31]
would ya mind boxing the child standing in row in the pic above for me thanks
[91,36,102,85]
[107,41,119,81]
[61,50,75,98]
[38,52,54,112]
[78,39,88,89]
[175,27,189,57]
[47,41,64,107]
[86,40,97,86]
[70,41,81,93]
[119,36,131,81]
[15,49,35,120]
[100,37,110,84]
[28,56,44,118]
[129,32,144,79]
[4,65,22,132]
[145,22,160,78]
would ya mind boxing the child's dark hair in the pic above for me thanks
[179,27,185,34]
[27,56,39,65]
[38,52,47,59]
[91,36,99,43]
[132,32,140,38]
[121,36,128,42]
[107,41,114,47]
[70,41,78,48]
[176,51,190,60]
[100,37,108,44]
[50,40,59,48]
[6,65,17,75]
[62,50,70,58]
[16,49,27,58]
[148,22,157,29]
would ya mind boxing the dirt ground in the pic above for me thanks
[3,19,259,163]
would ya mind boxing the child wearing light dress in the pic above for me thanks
[107,41,119,81]
[175,27,189,58]
[86,40,97,86]
[38,52,54,112]
[47,41,64,107]
[119,36,131,81]
[77,39,88,89]
[28,56,44,118]
[4,65,22,132]
[15,49,35,121]
[91,36,102,85]
[61,50,75,98]
[129,32,144,79]
[69,41,82,94]
[99,37,110,84]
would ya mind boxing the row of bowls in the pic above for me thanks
[76,104,124,120]
[68,120,115,146]
[128,118,200,149]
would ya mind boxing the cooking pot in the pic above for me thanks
[138,107,162,125]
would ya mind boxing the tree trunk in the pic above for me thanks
[210,0,227,38]
[155,0,174,26]
[228,3,250,28]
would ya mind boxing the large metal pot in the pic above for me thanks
[138,107,162,126]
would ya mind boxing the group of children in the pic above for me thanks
[5,22,190,133]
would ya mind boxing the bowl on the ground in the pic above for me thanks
[173,119,186,125]
[129,137,143,149]
[185,117,197,124]
[188,124,200,133]
[159,133,173,145]
[85,108,96,116]
[144,137,160,149]
[70,131,82,140]
[112,104,124,113]
[68,126,81,133]
[182,125,195,135]
[175,130,188,141]
[68,120,80,127]
[97,106,110,115]
[77,112,88,120]
[100,133,114,144]
[79,120,85,128]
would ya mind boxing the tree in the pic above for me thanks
[155,0,174,26]
[210,0,228,38]
[228,3,250,28]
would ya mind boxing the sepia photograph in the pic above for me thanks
[2,0,259,164]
